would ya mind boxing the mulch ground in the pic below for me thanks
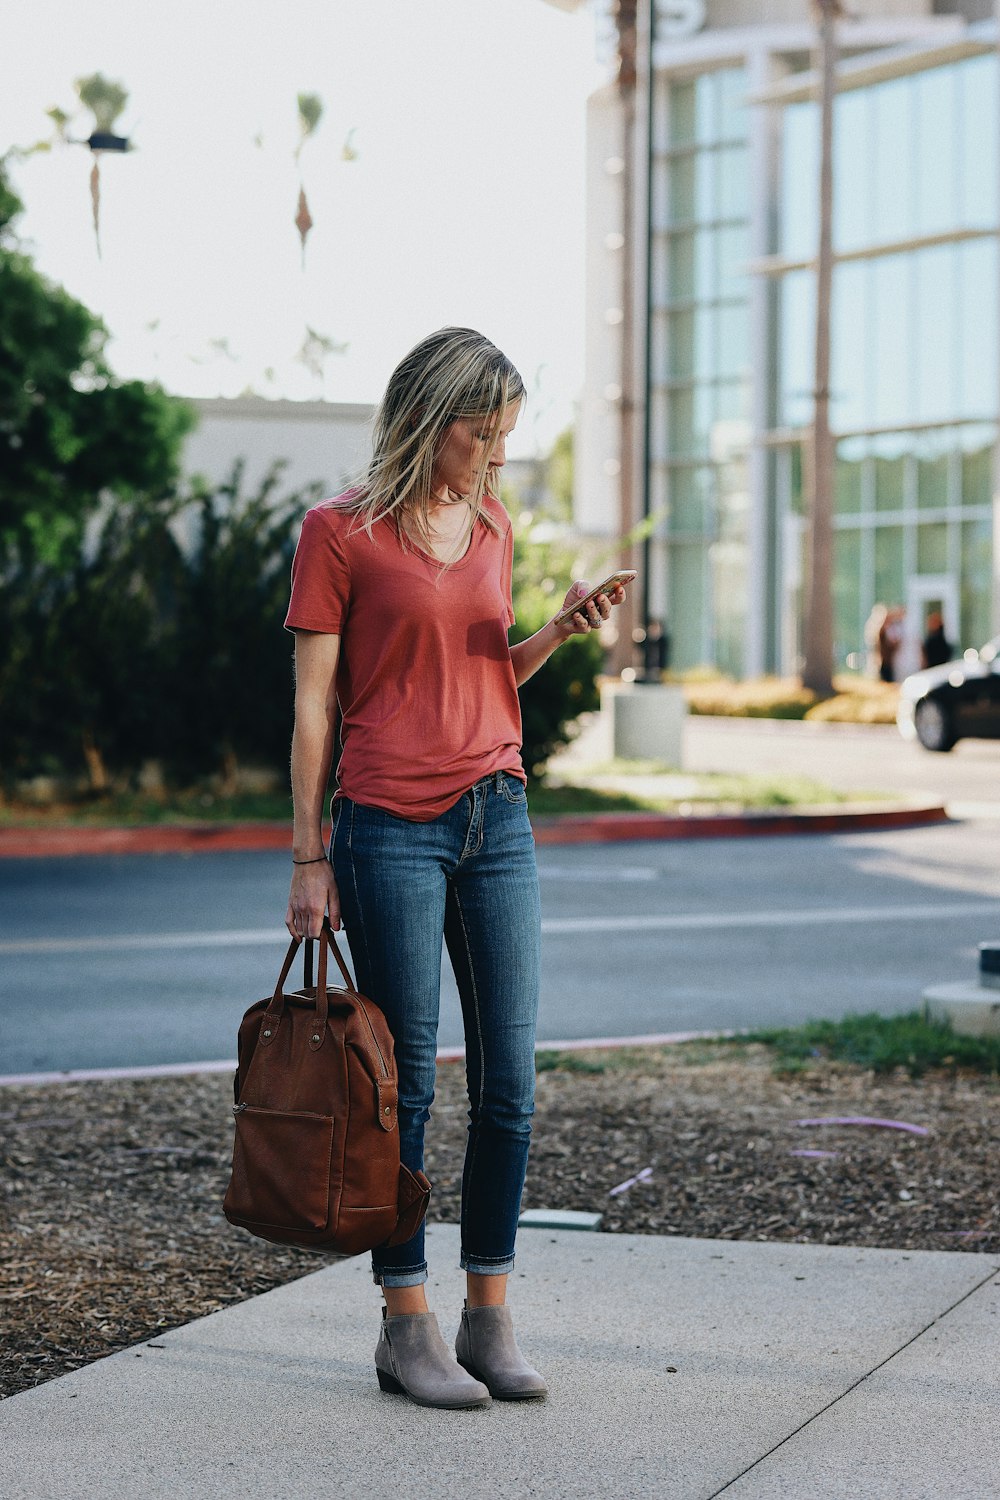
[2,1042,997,1401]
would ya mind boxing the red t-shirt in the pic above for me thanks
[284,492,525,821]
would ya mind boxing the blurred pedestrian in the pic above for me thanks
[863,603,888,679]
[640,617,669,681]
[877,605,905,683]
[921,611,952,669]
[283,327,628,1410]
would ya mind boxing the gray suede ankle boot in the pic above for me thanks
[455,1301,548,1401]
[375,1309,491,1409]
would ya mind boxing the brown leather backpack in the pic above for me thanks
[223,920,430,1255]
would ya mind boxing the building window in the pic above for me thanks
[657,65,750,672]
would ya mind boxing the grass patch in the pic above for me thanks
[521,783,652,815]
[535,1050,607,1075]
[727,1009,1000,1079]
[1,770,891,827]
[543,767,888,812]
[681,774,855,809]
[533,1016,1000,1082]
[534,1040,759,1075]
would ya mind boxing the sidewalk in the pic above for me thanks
[3,1223,998,1499]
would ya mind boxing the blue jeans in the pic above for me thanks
[330,770,541,1288]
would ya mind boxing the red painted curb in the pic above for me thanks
[0,822,293,858]
[0,804,948,858]
[529,804,950,844]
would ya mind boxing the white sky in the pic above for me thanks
[1,0,608,457]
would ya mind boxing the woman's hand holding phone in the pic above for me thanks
[555,570,637,637]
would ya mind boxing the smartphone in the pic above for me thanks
[556,569,638,625]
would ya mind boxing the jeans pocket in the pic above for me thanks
[498,772,527,805]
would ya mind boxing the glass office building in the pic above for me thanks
[580,9,1000,677]
[654,64,753,675]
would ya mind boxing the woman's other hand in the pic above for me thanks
[556,579,628,638]
[286,860,341,940]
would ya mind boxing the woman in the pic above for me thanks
[284,327,627,1411]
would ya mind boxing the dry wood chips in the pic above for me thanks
[1,1043,997,1401]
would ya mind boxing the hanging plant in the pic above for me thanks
[294,92,323,268]
[75,73,130,259]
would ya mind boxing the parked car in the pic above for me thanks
[897,637,1000,751]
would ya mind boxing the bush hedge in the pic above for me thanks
[680,672,899,725]
[0,480,603,797]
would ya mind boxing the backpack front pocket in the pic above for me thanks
[226,1105,336,1232]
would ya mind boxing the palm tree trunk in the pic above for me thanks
[613,0,639,674]
[801,0,841,697]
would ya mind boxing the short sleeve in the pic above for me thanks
[284,506,351,634]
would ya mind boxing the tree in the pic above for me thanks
[0,162,194,566]
[544,426,575,524]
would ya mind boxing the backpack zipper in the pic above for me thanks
[354,996,389,1079]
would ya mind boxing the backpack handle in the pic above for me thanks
[261,922,356,1046]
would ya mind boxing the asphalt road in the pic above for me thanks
[2,812,999,1077]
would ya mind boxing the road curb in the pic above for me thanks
[0,1030,731,1089]
[0,802,949,858]
[530,802,949,843]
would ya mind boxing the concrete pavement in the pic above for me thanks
[2,1223,998,1499]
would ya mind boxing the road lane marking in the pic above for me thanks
[542,901,1000,933]
[2,899,999,955]
[0,928,289,955]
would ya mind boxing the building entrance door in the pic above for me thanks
[900,574,959,679]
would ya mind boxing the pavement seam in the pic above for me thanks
[703,1257,1000,1499]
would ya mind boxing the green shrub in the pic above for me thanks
[0,464,604,793]
[734,1009,1000,1078]
[682,671,901,724]
[683,676,817,719]
[0,464,320,791]
[509,513,603,778]
[805,679,899,724]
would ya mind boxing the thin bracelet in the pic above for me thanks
[292,854,328,865]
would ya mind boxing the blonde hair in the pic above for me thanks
[344,327,525,557]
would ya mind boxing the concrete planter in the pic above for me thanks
[923,942,1000,1038]
[600,681,686,767]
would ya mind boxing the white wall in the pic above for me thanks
[183,397,374,500]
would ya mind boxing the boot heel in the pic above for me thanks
[375,1311,491,1408]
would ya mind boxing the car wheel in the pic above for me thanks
[913,697,956,752]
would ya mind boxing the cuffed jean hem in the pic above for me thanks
[372,1265,428,1289]
[460,1254,516,1276]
